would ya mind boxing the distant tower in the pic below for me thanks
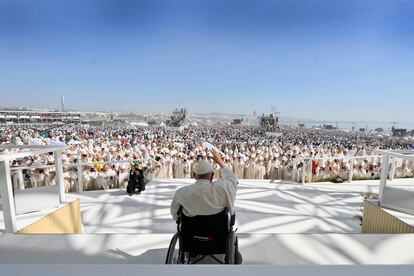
[61,96,65,112]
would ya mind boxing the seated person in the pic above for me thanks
[170,148,238,220]
[170,148,241,263]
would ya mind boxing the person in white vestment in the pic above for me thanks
[170,148,242,263]
[233,156,245,179]
[244,155,256,179]
[171,148,238,220]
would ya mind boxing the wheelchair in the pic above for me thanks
[165,207,239,264]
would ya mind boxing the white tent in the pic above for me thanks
[134,122,149,127]
[68,139,82,145]
[48,140,67,147]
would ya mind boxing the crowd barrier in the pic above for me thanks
[292,155,379,184]
[290,154,414,184]
[9,159,159,193]
[8,154,414,193]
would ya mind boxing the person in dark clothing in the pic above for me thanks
[127,164,146,195]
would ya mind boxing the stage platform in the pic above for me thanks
[1,178,414,266]
[62,178,413,234]
[2,178,414,234]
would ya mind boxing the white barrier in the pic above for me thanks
[0,145,68,233]
[9,158,160,193]
[378,150,414,215]
[292,155,384,184]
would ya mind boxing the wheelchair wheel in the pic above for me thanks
[165,233,184,264]
[225,232,236,264]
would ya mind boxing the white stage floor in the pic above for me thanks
[74,179,367,234]
[2,178,414,234]
[1,178,414,265]
[69,178,414,234]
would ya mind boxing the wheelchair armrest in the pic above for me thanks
[176,206,183,225]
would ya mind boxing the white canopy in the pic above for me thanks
[134,122,149,127]
[48,140,67,147]
[68,139,82,145]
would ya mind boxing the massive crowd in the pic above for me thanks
[1,125,413,192]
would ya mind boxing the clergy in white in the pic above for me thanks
[170,148,239,221]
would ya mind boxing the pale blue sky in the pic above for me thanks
[0,0,413,121]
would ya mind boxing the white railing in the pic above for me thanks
[291,155,385,184]
[8,153,414,191]
[9,158,161,193]
[0,144,68,233]
[378,150,414,215]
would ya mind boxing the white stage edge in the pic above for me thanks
[1,233,414,265]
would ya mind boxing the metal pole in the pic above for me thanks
[77,160,84,192]
[379,155,390,204]
[389,158,396,181]
[17,169,25,190]
[0,161,17,233]
[292,160,298,183]
[302,159,306,184]
[348,158,354,183]
[54,151,65,202]
[116,166,120,188]
[309,158,313,183]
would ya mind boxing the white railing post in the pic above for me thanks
[77,160,84,192]
[389,157,396,181]
[292,159,298,183]
[348,158,354,183]
[309,158,313,183]
[17,168,25,190]
[116,165,120,188]
[302,159,306,184]
[0,161,17,233]
[379,155,390,204]
[54,151,65,202]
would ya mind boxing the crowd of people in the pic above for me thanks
[1,124,413,192]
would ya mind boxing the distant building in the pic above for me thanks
[0,110,81,126]
[166,108,187,127]
[259,113,279,132]
[231,119,243,125]
[147,119,159,126]
[392,127,407,137]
